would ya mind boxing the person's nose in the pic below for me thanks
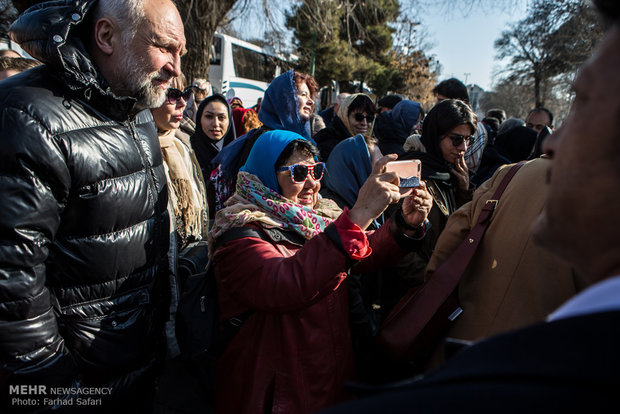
[542,127,560,158]
[304,173,318,188]
[167,53,182,78]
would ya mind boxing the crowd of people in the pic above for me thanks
[1,0,619,413]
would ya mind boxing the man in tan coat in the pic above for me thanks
[425,157,585,367]
[322,0,620,411]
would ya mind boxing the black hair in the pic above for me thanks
[593,0,620,22]
[275,140,320,170]
[192,93,233,143]
[486,108,506,124]
[347,95,377,116]
[527,107,554,127]
[482,117,500,133]
[433,78,470,103]
[377,94,403,110]
[420,99,477,159]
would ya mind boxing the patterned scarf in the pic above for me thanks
[159,130,205,240]
[209,171,342,257]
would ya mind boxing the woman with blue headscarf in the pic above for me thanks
[208,130,433,414]
[373,99,423,157]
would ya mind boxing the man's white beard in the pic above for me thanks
[115,51,169,110]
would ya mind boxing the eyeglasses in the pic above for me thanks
[445,133,473,147]
[353,113,375,123]
[166,88,193,104]
[276,162,326,183]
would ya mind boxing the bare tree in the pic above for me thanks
[176,0,243,82]
[0,0,17,33]
[494,0,603,108]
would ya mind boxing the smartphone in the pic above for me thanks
[385,160,422,196]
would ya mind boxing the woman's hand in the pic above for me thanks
[401,181,433,229]
[450,153,469,191]
[349,154,401,230]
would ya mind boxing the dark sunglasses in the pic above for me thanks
[277,162,326,183]
[445,133,473,147]
[353,113,375,123]
[166,87,193,104]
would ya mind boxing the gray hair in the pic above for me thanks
[92,0,145,46]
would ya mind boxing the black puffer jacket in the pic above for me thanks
[0,0,170,399]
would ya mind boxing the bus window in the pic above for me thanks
[232,44,278,83]
[210,36,222,65]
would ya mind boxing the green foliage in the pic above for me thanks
[286,0,401,93]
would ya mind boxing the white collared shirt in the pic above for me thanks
[547,275,620,321]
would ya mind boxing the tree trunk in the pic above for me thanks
[534,68,542,108]
[166,0,238,82]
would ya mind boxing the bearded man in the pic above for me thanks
[0,0,185,411]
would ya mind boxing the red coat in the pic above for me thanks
[213,212,412,414]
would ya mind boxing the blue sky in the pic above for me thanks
[420,1,530,90]
[232,1,531,92]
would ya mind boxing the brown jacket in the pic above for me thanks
[425,158,586,366]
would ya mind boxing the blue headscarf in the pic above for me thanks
[323,135,372,208]
[258,70,313,141]
[391,100,422,135]
[240,130,306,193]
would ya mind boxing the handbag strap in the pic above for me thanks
[432,161,526,284]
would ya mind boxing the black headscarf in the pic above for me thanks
[190,94,236,177]
[401,100,476,179]
[495,126,537,162]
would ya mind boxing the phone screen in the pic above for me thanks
[385,160,422,195]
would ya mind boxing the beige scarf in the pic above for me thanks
[159,130,204,239]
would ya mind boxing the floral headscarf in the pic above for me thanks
[209,172,341,257]
[209,130,342,256]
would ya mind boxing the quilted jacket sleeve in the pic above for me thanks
[0,105,79,386]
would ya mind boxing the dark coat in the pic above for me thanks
[321,310,620,413]
[314,115,353,162]
[1,0,170,404]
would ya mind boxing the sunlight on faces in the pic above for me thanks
[296,82,314,121]
[115,50,169,109]
[276,152,320,207]
[348,111,374,135]
[201,101,230,141]
[151,94,186,132]
[439,124,471,164]
[113,0,186,110]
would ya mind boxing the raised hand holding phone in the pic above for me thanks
[349,154,401,230]
[385,159,421,196]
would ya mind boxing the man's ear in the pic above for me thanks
[93,18,117,56]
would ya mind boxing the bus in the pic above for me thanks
[209,33,296,108]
